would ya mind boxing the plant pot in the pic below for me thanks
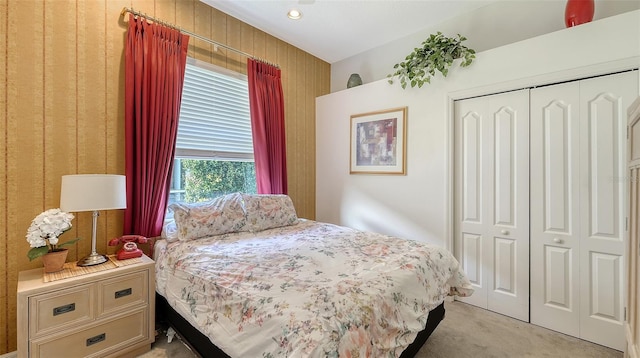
[42,249,68,273]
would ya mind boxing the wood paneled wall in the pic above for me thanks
[0,0,329,353]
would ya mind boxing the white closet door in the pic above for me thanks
[531,71,637,350]
[455,95,489,310]
[578,72,636,350]
[530,81,581,337]
[454,89,529,321]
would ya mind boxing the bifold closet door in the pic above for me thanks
[530,80,581,336]
[454,89,530,321]
[531,71,637,351]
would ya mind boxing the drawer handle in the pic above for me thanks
[86,333,106,346]
[115,288,132,299]
[53,303,75,316]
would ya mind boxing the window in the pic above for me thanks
[168,58,256,205]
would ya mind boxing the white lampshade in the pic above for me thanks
[60,174,126,212]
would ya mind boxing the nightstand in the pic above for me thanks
[17,255,155,358]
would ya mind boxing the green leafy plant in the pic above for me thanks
[388,32,475,89]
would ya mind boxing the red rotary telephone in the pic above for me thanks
[108,235,148,260]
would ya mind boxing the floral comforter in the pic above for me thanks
[155,219,473,358]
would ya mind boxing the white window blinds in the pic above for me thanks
[176,58,253,160]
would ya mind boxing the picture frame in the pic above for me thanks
[350,107,407,174]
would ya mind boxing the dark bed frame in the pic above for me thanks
[155,293,445,358]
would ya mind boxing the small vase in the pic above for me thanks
[565,0,594,28]
[42,249,68,273]
[347,73,363,88]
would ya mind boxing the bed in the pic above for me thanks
[153,193,473,357]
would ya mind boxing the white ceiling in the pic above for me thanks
[201,0,497,64]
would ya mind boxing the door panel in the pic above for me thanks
[587,93,618,237]
[494,237,515,295]
[578,71,636,350]
[531,81,581,337]
[462,111,482,223]
[461,232,486,307]
[543,245,572,310]
[486,92,529,322]
[543,100,572,233]
[495,108,515,226]
[455,89,529,321]
[588,252,621,321]
[456,96,489,309]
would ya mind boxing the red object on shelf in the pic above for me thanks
[565,0,595,28]
[109,235,147,260]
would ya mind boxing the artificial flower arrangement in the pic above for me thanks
[26,208,81,261]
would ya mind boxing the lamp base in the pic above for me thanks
[76,252,108,267]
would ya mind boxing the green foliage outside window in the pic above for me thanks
[180,159,256,203]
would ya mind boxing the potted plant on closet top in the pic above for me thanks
[388,32,476,89]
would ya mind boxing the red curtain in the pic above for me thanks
[247,59,288,194]
[123,14,189,237]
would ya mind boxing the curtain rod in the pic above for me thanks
[120,7,279,68]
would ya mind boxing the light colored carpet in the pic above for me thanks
[419,301,621,358]
[139,301,623,357]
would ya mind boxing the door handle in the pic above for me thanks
[501,230,509,235]
[553,237,564,244]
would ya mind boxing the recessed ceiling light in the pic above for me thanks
[287,9,302,20]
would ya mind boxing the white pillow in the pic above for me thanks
[242,194,298,232]
[161,219,179,242]
[169,192,247,241]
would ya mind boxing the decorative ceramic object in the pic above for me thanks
[347,73,363,88]
[41,249,68,273]
[565,0,594,27]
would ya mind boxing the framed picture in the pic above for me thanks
[350,107,407,174]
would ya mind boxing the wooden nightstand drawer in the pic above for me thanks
[29,285,94,338]
[99,271,148,316]
[30,309,148,358]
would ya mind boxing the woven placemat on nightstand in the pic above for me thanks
[43,255,142,283]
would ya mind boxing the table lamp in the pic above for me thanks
[60,174,127,266]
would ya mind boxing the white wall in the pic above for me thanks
[331,0,640,92]
[316,10,640,248]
